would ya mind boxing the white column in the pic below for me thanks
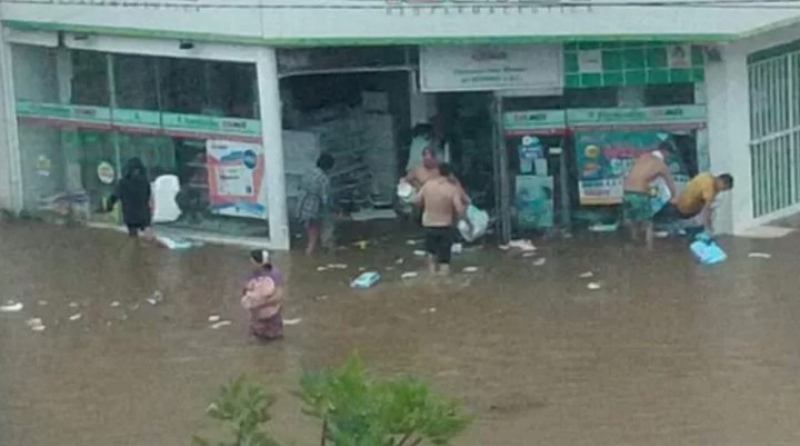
[0,25,22,212]
[256,47,290,250]
[705,44,751,234]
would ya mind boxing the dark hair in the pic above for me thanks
[718,173,734,190]
[317,153,335,171]
[123,157,147,179]
[438,162,454,177]
[656,141,673,155]
[249,249,272,269]
[411,124,433,138]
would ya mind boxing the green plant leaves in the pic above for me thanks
[196,354,471,446]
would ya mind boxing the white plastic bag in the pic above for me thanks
[396,181,416,204]
[458,205,489,242]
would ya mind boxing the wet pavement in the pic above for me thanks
[3,221,800,445]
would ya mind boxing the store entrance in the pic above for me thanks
[434,92,497,211]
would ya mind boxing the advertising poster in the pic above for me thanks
[574,130,688,205]
[515,175,554,229]
[206,140,268,219]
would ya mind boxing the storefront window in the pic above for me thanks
[158,57,257,118]
[71,50,110,107]
[11,45,59,103]
[114,55,160,110]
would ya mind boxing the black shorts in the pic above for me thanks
[653,203,698,223]
[126,222,151,237]
[424,226,453,264]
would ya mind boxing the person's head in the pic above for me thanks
[655,141,673,158]
[317,153,335,173]
[716,173,734,192]
[422,148,438,169]
[250,249,272,270]
[124,157,146,179]
[438,162,454,178]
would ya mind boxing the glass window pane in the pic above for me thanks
[114,55,159,110]
[72,50,110,107]
[12,45,59,103]
[158,57,257,118]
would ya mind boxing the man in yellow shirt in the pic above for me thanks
[655,172,733,234]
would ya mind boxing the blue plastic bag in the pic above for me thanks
[689,232,727,265]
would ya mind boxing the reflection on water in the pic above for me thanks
[3,221,800,446]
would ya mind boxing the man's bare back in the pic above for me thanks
[624,152,673,193]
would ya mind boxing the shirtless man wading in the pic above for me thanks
[414,163,468,276]
[623,146,678,249]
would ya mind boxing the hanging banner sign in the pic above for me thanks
[206,140,268,219]
[16,101,111,128]
[419,44,563,92]
[503,110,567,135]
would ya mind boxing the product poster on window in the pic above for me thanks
[574,130,688,205]
[206,140,267,219]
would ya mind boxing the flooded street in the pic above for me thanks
[4,222,800,446]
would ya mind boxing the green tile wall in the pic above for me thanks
[564,42,705,88]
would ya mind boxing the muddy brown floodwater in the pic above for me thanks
[4,221,800,446]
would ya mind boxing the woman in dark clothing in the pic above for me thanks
[107,158,153,238]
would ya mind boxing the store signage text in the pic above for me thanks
[567,105,707,126]
[39,0,201,11]
[385,0,593,14]
[419,44,562,92]
[16,101,261,141]
[503,110,566,135]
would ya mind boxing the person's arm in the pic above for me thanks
[413,184,425,207]
[659,164,679,204]
[263,285,285,307]
[241,279,274,310]
[453,190,467,220]
[106,182,121,212]
[699,186,718,234]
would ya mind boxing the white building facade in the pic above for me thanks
[1,0,800,248]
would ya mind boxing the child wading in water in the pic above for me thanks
[241,250,285,342]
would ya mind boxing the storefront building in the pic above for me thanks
[1,1,800,247]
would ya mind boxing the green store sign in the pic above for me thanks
[15,101,262,140]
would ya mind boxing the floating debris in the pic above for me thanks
[37,300,48,306]
[587,282,602,290]
[0,302,23,312]
[401,271,419,280]
[462,266,479,273]
[69,313,82,322]
[406,239,420,246]
[316,266,328,272]
[522,252,538,258]
[532,258,547,267]
[395,257,405,265]
[509,239,537,252]
[26,318,46,332]
[579,271,594,279]
[413,250,426,257]
[748,252,772,259]
[210,320,231,329]
[26,318,45,332]
[451,243,463,254]
[327,263,348,270]
[69,302,79,308]
[314,295,329,302]
[146,291,164,306]
[284,318,302,326]
[208,315,221,323]
[655,231,670,239]
[422,307,437,314]
[351,271,381,289]
[110,301,121,308]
